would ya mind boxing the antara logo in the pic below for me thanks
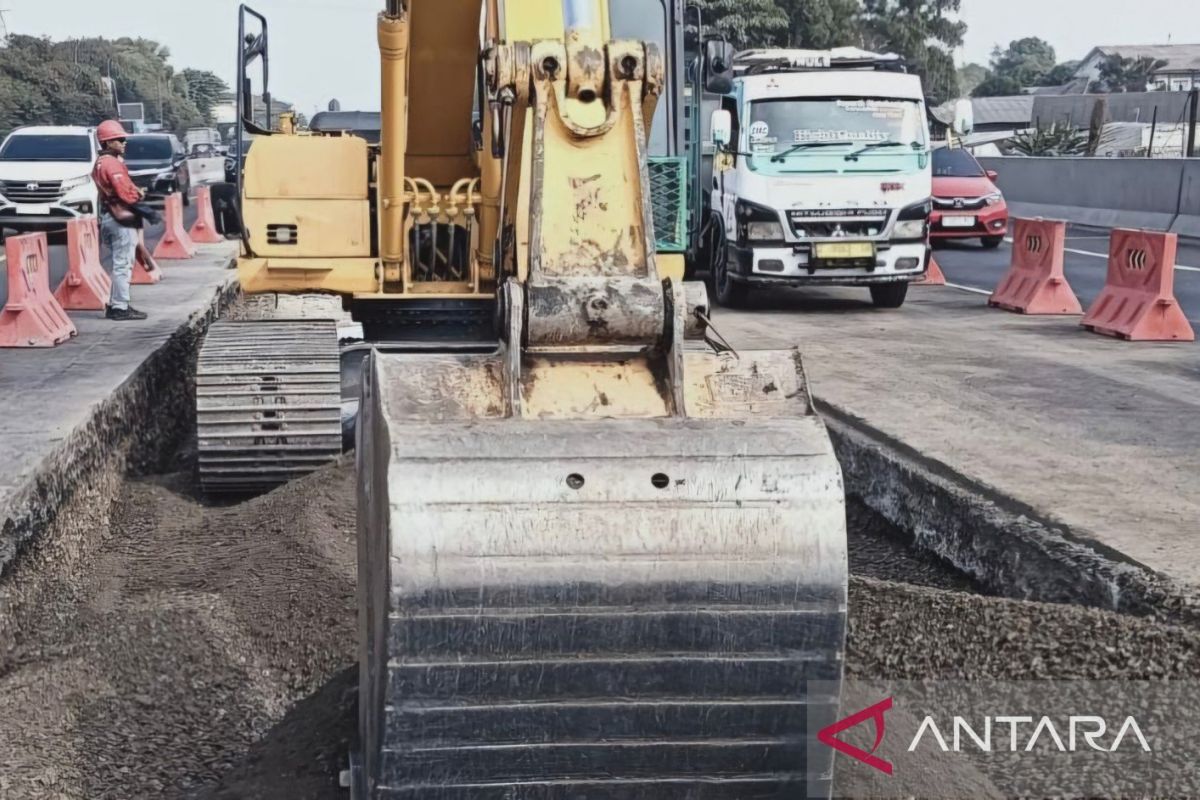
[818,698,894,775]
[819,698,1152,776]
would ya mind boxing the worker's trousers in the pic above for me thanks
[101,214,138,311]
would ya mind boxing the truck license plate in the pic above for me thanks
[814,242,875,260]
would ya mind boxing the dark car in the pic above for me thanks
[125,134,190,205]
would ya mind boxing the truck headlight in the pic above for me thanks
[893,219,927,239]
[747,221,785,241]
[60,175,92,193]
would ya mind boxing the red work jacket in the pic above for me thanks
[92,153,142,206]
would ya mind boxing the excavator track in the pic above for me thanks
[196,319,343,495]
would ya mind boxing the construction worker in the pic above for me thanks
[93,120,150,321]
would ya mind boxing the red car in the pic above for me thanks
[930,148,1008,249]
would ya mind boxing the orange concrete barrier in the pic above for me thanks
[915,253,946,286]
[54,216,113,311]
[152,192,197,260]
[1082,229,1194,342]
[0,232,77,348]
[188,185,224,244]
[132,230,163,285]
[988,218,1081,315]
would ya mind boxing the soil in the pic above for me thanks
[2,461,1200,800]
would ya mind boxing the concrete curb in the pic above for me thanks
[819,400,1200,626]
[0,273,239,583]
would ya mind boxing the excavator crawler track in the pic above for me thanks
[196,319,342,494]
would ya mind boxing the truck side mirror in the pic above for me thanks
[710,110,732,147]
[705,39,735,95]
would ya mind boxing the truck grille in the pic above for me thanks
[788,209,888,239]
[2,180,65,203]
[933,196,988,211]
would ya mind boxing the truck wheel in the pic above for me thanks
[714,255,748,308]
[870,282,908,309]
[981,235,1003,249]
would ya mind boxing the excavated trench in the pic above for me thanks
[2,297,1200,798]
[3,450,1200,800]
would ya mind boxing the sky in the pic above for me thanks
[6,0,1200,113]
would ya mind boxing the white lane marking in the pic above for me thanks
[945,281,992,296]
[1003,237,1200,272]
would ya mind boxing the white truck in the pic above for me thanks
[697,47,964,309]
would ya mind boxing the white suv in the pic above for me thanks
[0,125,101,233]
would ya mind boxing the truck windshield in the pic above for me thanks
[609,0,669,156]
[0,134,93,162]
[126,138,174,160]
[748,98,926,162]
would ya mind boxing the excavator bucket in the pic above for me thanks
[355,335,848,798]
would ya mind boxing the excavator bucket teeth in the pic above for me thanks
[356,350,848,799]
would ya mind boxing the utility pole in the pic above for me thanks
[1188,87,1199,158]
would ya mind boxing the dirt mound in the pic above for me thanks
[0,462,357,800]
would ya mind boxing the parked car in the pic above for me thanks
[125,133,191,204]
[930,147,1008,249]
[0,125,100,233]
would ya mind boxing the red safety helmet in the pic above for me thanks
[96,120,128,144]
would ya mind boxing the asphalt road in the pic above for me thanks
[933,223,1200,325]
[0,202,201,309]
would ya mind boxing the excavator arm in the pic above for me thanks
[353,1,848,797]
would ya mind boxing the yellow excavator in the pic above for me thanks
[199,1,847,796]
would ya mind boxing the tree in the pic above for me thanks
[858,0,966,105]
[1043,61,1079,86]
[694,0,789,49]
[957,62,988,96]
[972,72,1022,97]
[1094,54,1168,93]
[181,68,230,124]
[990,37,1056,87]
[780,0,862,49]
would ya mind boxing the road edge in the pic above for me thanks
[819,398,1200,626]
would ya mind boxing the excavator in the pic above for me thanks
[198,1,847,797]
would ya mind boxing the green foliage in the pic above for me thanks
[1009,122,1086,156]
[696,0,965,102]
[989,37,1056,86]
[694,0,789,49]
[1094,54,1169,93]
[181,68,230,122]
[782,0,862,49]
[858,0,966,104]
[972,72,1022,97]
[0,33,224,137]
[957,63,988,96]
[0,35,113,133]
[1043,61,1079,86]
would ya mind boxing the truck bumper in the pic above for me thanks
[728,241,928,287]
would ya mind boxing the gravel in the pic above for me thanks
[2,461,1199,799]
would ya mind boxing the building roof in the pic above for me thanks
[970,95,1035,126]
[1081,44,1200,73]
